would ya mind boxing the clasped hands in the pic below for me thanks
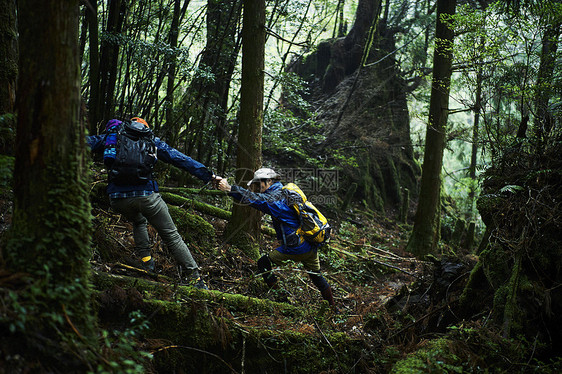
[211,175,231,192]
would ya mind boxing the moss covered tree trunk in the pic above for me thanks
[0,0,17,155]
[406,0,456,257]
[3,0,98,369]
[225,0,265,260]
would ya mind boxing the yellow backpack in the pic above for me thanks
[283,183,331,245]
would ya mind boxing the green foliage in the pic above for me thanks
[263,72,325,165]
[336,221,360,242]
[391,338,465,374]
[3,283,151,372]
[451,1,562,169]
[0,113,16,152]
[93,311,153,374]
[0,155,14,192]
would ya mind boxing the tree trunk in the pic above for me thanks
[0,0,17,155]
[343,0,380,74]
[98,0,125,129]
[533,20,561,150]
[4,0,97,369]
[164,0,189,145]
[406,0,456,257]
[175,0,242,158]
[86,0,101,133]
[467,69,482,224]
[225,0,265,259]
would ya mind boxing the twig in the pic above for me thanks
[331,247,418,277]
[61,303,113,366]
[241,334,246,374]
[62,303,84,340]
[313,319,343,373]
[339,238,428,264]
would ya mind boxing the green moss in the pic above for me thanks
[168,204,215,249]
[385,154,402,205]
[91,272,364,373]
[0,155,14,194]
[476,195,505,224]
[391,338,464,373]
[161,191,232,220]
[459,260,488,309]
[480,244,512,289]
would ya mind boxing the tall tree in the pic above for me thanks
[164,0,190,143]
[178,0,242,164]
[0,0,17,154]
[3,0,97,369]
[86,0,101,133]
[225,0,266,258]
[406,0,457,257]
[98,0,125,130]
[532,9,561,151]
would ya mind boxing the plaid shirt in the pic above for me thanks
[109,190,154,199]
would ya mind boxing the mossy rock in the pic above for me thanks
[476,194,505,224]
[391,338,467,373]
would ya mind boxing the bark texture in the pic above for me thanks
[406,0,457,257]
[225,0,266,259]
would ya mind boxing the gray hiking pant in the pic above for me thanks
[110,192,199,273]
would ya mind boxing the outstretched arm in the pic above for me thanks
[217,178,279,215]
[86,134,105,152]
[154,138,214,183]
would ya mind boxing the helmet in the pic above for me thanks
[131,117,149,127]
[247,168,279,186]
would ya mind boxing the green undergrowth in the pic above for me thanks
[390,321,562,373]
[0,155,14,195]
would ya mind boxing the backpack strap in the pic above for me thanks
[103,119,122,166]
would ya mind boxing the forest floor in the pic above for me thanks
[87,185,475,360]
[91,199,422,321]
[0,173,480,372]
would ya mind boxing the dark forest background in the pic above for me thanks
[0,0,561,372]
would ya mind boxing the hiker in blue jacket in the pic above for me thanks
[87,117,213,289]
[217,168,335,306]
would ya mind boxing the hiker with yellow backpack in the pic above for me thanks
[216,168,335,307]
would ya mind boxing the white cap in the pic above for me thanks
[247,168,279,186]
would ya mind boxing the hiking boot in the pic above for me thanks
[179,276,208,290]
[321,286,335,307]
[140,257,155,272]
[193,278,209,290]
[178,266,208,289]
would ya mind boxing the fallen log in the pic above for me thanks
[90,271,364,373]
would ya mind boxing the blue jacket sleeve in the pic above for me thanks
[229,185,275,214]
[154,137,213,183]
[228,184,293,220]
[87,135,105,152]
